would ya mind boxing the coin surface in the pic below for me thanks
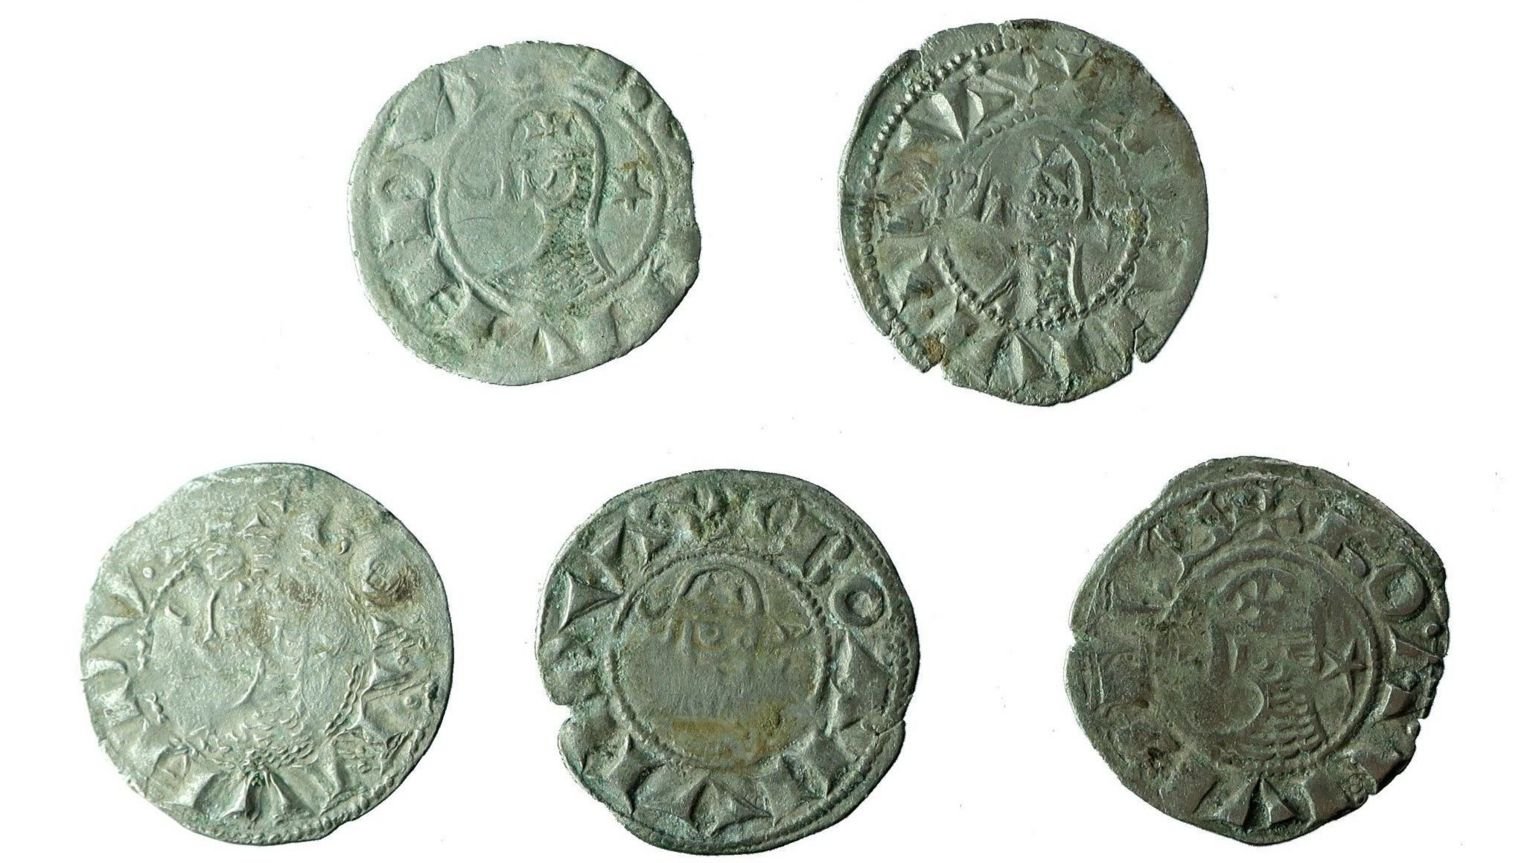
[351,43,700,384]
[1068,457,1448,843]
[840,19,1206,404]
[81,464,452,844]
[538,470,917,853]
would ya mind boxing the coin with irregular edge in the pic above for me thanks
[840,19,1207,404]
[538,470,918,853]
[1068,457,1448,843]
[351,43,700,384]
[82,464,452,844]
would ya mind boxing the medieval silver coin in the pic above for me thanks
[81,464,453,844]
[350,43,700,384]
[840,19,1207,404]
[538,470,918,853]
[1068,457,1448,843]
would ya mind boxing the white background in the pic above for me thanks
[2,1,1531,859]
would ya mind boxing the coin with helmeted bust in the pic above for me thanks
[81,463,452,844]
[538,470,918,853]
[1067,457,1448,843]
[840,19,1206,404]
[350,42,700,384]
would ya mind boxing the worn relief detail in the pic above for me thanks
[840,19,1207,404]
[1068,458,1448,844]
[81,464,452,844]
[351,43,700,385]
[538,471,918,853]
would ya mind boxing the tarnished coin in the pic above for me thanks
[538,470,917,853]
[1068,458,1448,843]
[840,20,1207,404]
[81,464,452,844]
[350,43,700,384]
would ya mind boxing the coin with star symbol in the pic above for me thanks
[351,43,700,384]
[840,19,1207,404]
[537,470,918,853]
[81,464,453,843]
[1067,457,1448,843]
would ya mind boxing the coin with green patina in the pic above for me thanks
[1068,457,1448,843]
[538,470,918,853]
[82,464,452,844]
[351,43,700,384]
[840,19,1206,404]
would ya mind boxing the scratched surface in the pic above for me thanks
[81,463,452,843]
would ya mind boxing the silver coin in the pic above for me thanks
[538,470,918,853]
[840,19,1207,404]
[350,43,700,385]
[81,464,452,844]
[1068,457,1448,843]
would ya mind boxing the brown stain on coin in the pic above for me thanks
[662,700,794,766]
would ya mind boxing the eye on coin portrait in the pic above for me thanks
[1067,457,1448,843]
[840,19,1206,405]
[350,42,701,385]
[537,470,918,853]
[81,464,453,844]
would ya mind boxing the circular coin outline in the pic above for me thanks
[350,42,701,386]
[81,463,454,844]
[1067,457,1448,844]
[537,469,918,853]
[839,19,1207,405]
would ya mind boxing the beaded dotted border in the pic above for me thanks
[850,36,1011,368]
[559,475,917,854]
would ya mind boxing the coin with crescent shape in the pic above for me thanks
[1068,457,1448,843]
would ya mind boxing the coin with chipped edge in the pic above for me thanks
[537,470,918,853]
[840,19,1207,404]
[351,42,701,385]
[1068,457,1448,843]
[81,464,452,844]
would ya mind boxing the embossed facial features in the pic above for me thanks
[1069,460,1448,843]
[354,43,700,387]
[614,557,825,770]
[143,540,366,739]
[443,105,601,285]
[539,471,917,853]
[1156,554,1376,771]
[843,20,1207,404]
[506,110,593,208]
[935,125,1142,329]
[84,466,455,843]
[449,108,597,211]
